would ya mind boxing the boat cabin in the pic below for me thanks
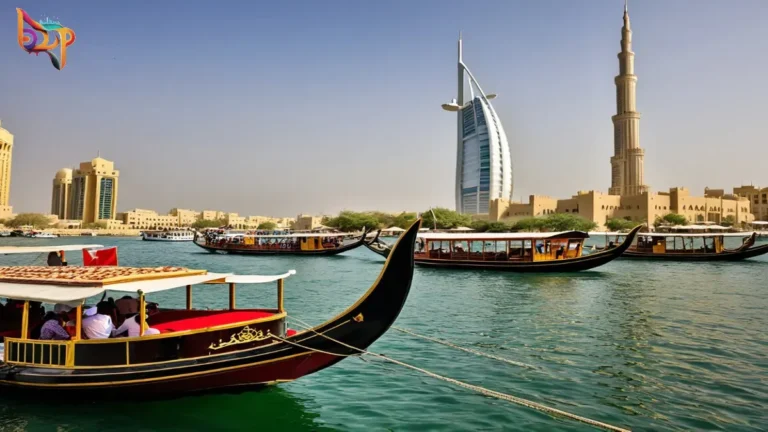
[631,233,751,255]
[0,264,294,370]
[205,232,346,252]
[416,231,589,262]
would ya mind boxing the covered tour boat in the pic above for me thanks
[369,226,641,272]
[142,230,195,242]
[193,229,369,256]
[0,221,419,397]
[594,231,768,261]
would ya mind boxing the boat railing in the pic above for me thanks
[4,338,72,367]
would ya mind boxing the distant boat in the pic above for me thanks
[142,230,194,242]
[80,232,98,237]
[0,231,10,237]
[30,232,57,239]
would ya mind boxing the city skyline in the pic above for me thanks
[2,1,767,216]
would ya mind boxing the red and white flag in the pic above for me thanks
[82,247,118,266]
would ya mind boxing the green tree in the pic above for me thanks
[421,207,473,230]
[325,211,381,232]
[257,221,277,230]
[605,218,636,232]
[191,219,227,229]
[511,214,596,232]
[391,212,417,229]
[6,213,51,229]
[511,217,545,232]
[654,213,688,227]
[485,222,512,232]
[721,215,736,227]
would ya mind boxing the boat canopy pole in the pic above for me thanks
[138,290,146,337]
[20,301,29,340]
[229,283,236,310]
[186,285,192,310]
[277,279,285,313]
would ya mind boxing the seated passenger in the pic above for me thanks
[114,313,160,337]
[82,303,116,339]
[47,252,63,266]
[38,311,70,340]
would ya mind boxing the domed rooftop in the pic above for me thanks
[55,168,73,179]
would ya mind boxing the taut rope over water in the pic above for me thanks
[284,317,631,432]
[391,326,536,369]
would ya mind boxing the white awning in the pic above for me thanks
[210,270,296,284]
[449,226,474,231]
[383,227,406,232]
[418,231,587,240]
[0,245,104,255]
[751,221,768,226]
[0,272,231,306]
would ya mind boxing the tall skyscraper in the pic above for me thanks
[443,36,513,215]
[69,157,119,223]
[0,120,14,217]
[609,3,648,196]
[51,168,72,219]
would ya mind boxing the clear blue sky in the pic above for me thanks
[1,0,767,217]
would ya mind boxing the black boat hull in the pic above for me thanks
[415,226,641,273]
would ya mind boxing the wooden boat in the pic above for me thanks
[0,220,419,397]
[193,229,369,256]
[611,231,768,261]
[369,226,640,272]
[365,230,392,258]
[142,230,194,242]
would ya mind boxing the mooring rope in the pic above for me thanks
[391,326,536,369]
[284,317,630,432]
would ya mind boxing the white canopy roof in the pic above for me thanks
[0,270,297,306]
[0,245,104,255]
[751,221,768,226]
[590,232,753,238]
[210,270,296,284]
[220,232,344,238]
[418,231,587,240]
[382,227,406,232]
[449,227,475,231]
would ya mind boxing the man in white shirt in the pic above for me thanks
[114,314,160,337]
[81,304,116,339]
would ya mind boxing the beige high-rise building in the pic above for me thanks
[0,120,14,218]
[51,168,73,219]
[69,157,119,223]
[609,4,648,197]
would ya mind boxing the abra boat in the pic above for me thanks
[194,229,369,256]
[368,226,640,272]
[365,230,392,258]
[142,230,194,242]
[0,220,419,397]
[595,231,768,261]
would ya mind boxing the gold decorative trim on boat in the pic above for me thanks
[353,313,364,323]
[208,326,271,351]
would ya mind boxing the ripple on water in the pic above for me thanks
[0,238,765,431]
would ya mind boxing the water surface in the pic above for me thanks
[0,237,765,431]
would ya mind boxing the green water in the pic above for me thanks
[0,237,766,431]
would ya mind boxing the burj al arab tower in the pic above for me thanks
[442,35,513,215]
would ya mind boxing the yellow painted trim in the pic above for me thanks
[20,301,29,340]
[139,292,146,336]
[277,279,284,313]
[0,351,314,388]
[18,319,350,374]
[74,305,82,341]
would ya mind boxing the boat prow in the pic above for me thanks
[364,230,392,258]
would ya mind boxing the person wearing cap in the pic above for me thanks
[39,311,71,341]
[81,302,116,339]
